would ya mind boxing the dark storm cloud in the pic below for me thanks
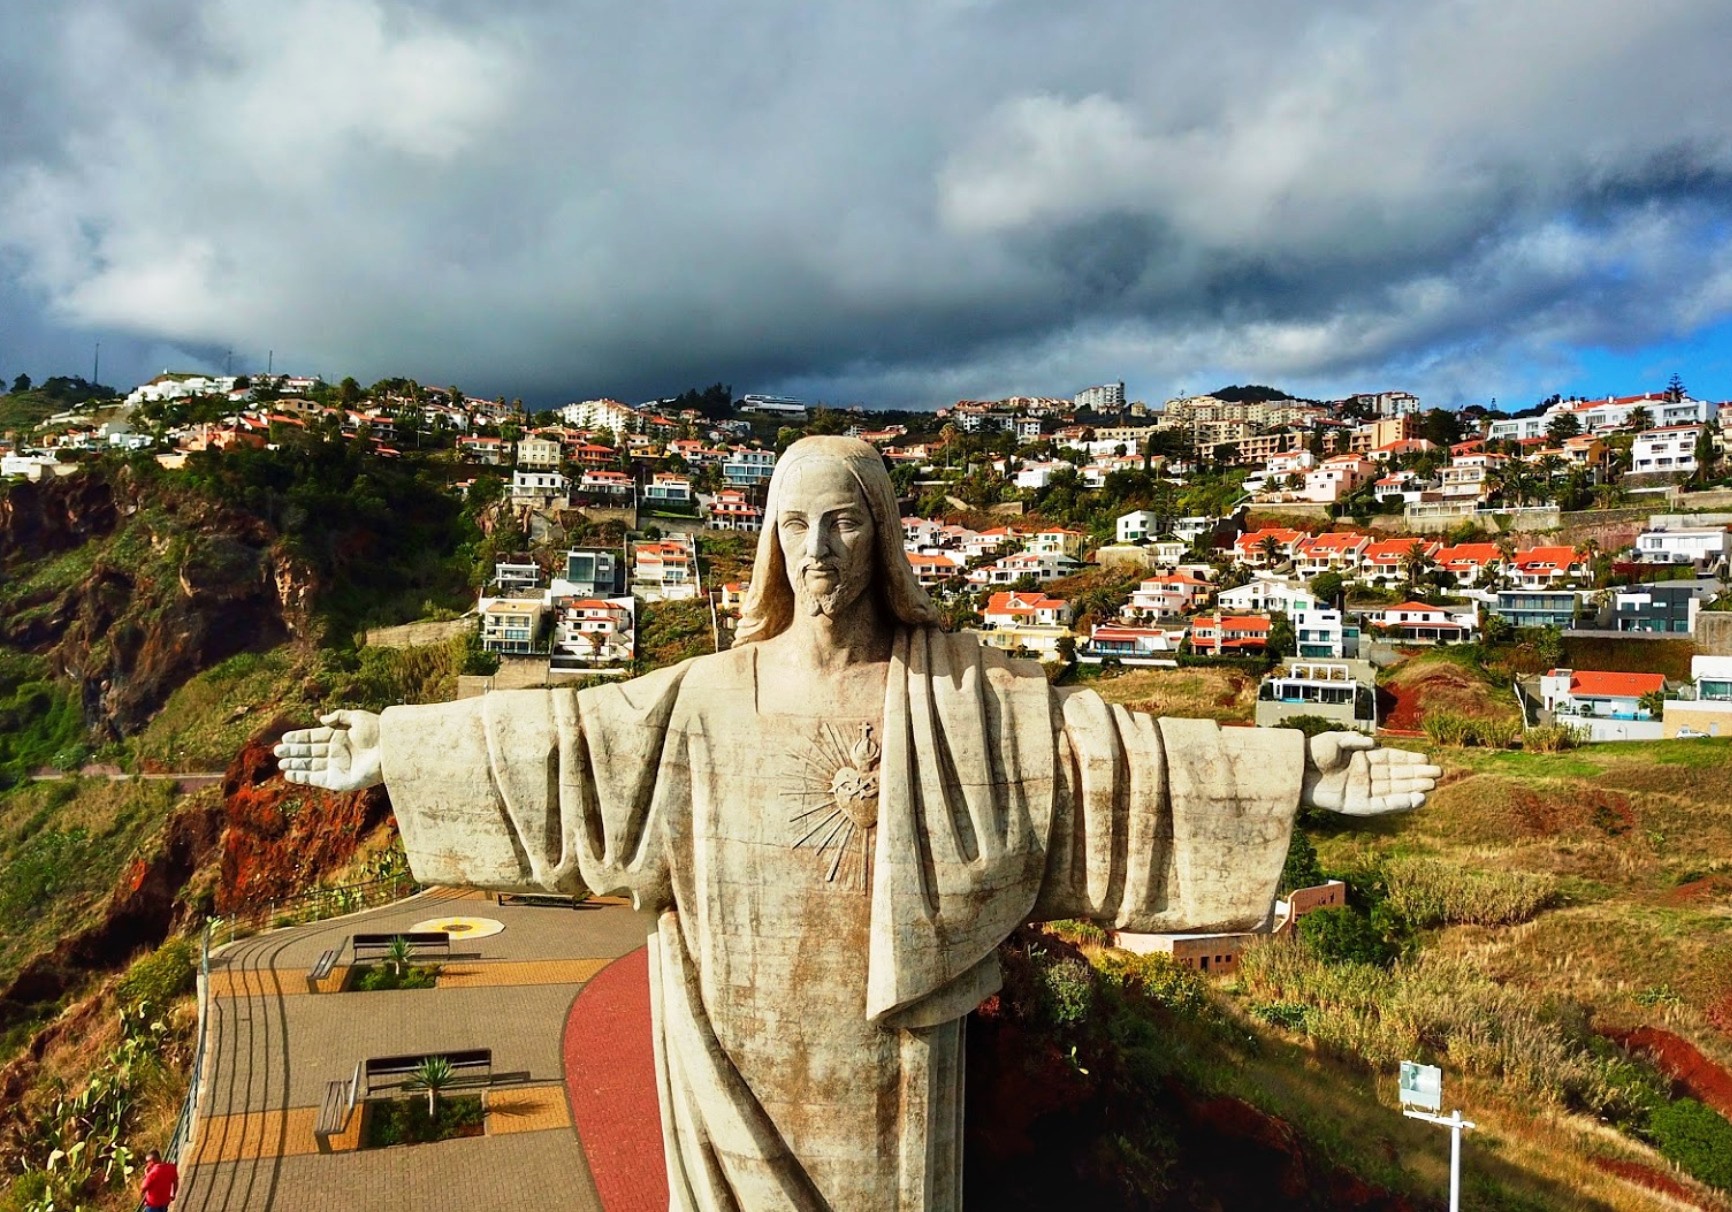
[3,0,1732,406]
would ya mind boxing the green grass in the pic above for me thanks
[130,646,314,770]
[0,778,190,994]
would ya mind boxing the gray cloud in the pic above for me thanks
[3,0,1732,408]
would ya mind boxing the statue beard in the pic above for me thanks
[794,559,870,618]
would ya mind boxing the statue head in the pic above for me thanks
[736,436,940,645]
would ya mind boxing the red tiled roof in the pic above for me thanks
[1514,546,1582,568]
[1299,532,1369,553]
[1565,670,1666,698]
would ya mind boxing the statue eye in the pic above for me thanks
[782,517,808,533]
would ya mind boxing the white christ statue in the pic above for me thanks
[277,435,1439,1212]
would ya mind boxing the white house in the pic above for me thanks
[1292,608,1360,660]
[1117,510,1160,543]
[1540,669,1663,719]
[549,596,636,668]
[1216,575,1319,616]
[642,473,693,505]
[721,447,777,486]
[1632,526,1729,566]
[1363,601,1477,643]
[706,489,764,531]
[1124,573,1214,618]
[905,550,966,588]
[577,469,634,498]
[1631,425,1704,475]
[967,551,1080,586]
[1082,624,1186,662]
[981,590,1072,629]
[512,469,571,505]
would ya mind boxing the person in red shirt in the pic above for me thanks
[140,1149,179,1211]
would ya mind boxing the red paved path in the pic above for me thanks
[564,946,669,1212]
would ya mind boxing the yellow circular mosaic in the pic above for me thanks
[409,915,505,939]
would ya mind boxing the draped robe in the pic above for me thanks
[378,626,1305,1211]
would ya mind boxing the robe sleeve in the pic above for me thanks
[1029,688,1307,933]
[376,662,689,910]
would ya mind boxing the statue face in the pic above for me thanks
[775,458,877,620]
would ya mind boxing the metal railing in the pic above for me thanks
[206,873,422,951]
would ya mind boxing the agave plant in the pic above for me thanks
[407,1056,455,1117]
[385,935,415,977]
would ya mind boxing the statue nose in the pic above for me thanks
[805,524,828,559]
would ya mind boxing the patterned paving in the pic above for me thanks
[177,889,654,1212]
[485,1084,573,1135]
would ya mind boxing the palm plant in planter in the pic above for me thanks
[408,1056,454,1117]
[385,936,415,977]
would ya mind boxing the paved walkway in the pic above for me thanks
[180,889,657,1212]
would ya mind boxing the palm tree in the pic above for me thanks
[1257,534,1283,566]
[1401,541,1436,594]
[386,936,414,977]
[409,1056,454,1118]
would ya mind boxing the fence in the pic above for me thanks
[207,872,422,952]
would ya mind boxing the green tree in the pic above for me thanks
[1545,412,1582,443]
[1267,610,1295,657]
[1309,571,1345,607]
[338,376,363,407]
[1278,829,1326,895]
[10,373,30,394]
[1298,907,1398,967]
[1667,371,1687,403]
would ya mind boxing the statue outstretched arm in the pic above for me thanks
[1301,731,1441,816]
[273,667,689,904]
[1033,692,1439,934]
[276,710,383,792]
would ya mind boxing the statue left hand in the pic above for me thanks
[1301,731,1441,817]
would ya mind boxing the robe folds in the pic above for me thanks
[379,626,1306,1211]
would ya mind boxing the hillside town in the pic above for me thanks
[5,372,1732,747]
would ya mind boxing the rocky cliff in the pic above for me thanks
[0,467,321,739]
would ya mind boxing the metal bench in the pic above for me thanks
[306,948,340,992]
[495,891,587,910]
[362,1049,493,1099]
[350,931,450,963]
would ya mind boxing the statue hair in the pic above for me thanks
[735,436,941,645]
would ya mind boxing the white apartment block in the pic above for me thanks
[559,398,640,433]
[1631,425,1704,474]
[1632,527,1730,565]
[1074,382,1126,411]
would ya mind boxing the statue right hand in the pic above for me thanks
[273,710,385,792]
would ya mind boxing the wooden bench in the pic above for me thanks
[362,1049,493,1099]
[306,948,340,992]
[350,931,450,963]
[314,1076,352,1140]
[495,891,587,910]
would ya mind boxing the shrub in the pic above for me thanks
[1421,711,1476,747]
[1280,714,1341,739]
[116,937,197,1010]
[1382,857,1559,928]
[1297,907,1400,967]
[1647,1098,1732,1190]
[1093,950,1210,1019]
[1033,950,1095,1027]
[350,963,440,992]
[1524,722,1585,753]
